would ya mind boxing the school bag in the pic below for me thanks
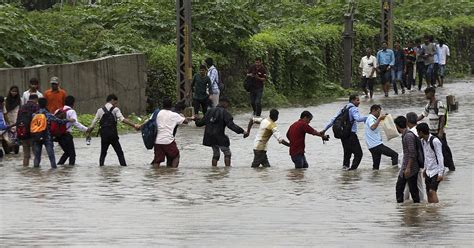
[30,113,48,142]
[50,108,70,138]
[409,131,425,168]
[209,67,224,92]
[428,135,440,165]
[332,106,354,139]
[16,108,34,140]
[243,76,253,92]
[99,106,117,136]
[141,108,160,150]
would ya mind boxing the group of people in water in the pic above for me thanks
[0,67,456,204]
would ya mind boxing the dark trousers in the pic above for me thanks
[100,135,126,166]
[405,63,414,89]
[291,154,309,169]
[250,88,263,116]
[57,133,76,165]
[193,98,208,115]
[425,63,435,86]
[341,132,363,169]
[251,149,270,167]
[433,133,455,171]
[416,62,425,90]
[396,174,420,203]
[369,144,398,169]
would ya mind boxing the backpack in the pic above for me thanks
[332,106,354,139]
[16,107,34,140]
[433,100,448,128]
[243,76,253,92]
[99,106,117,128]
[428,135,439,165]
[50,108,69,138]
[409,131,425,168]
[99,106,117,136]
[209,67,224,92]
[141,108,160,150]
[30,113,48,142]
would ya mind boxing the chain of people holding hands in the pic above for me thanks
[0,41,455,204]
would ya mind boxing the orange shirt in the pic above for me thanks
[44,88,67,113]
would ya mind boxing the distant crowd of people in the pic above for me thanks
[0,51,456,204]
[359,35,450,98]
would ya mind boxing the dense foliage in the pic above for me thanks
[1,0,473,111]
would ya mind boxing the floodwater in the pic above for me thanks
[1,80,473,247]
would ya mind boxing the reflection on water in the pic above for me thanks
[0,80,473,246]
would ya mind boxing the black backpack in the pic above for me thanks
[16,107,34,140]
[99,106,117,133]
[410,131,425,168]
[428,135,440,165]
[243,76,253,92]
[332,106,353,139]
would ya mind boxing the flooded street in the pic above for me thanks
[1,80,473,247]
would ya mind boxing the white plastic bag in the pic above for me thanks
[381,114,399,140]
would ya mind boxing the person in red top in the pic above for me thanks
[286,111,329,168]
[44,76,67,113]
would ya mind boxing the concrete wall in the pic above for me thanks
[0,53,147,115]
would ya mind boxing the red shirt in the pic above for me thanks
[286,119,318,157]
[247,65,267,90]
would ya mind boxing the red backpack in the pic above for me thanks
[16,108,34,140]
[50,108,70,138]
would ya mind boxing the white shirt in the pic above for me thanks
[89,102,126,128]
[155,109,185,145]
[422,134,445,177]
[437,44,450,65]
[359,55,377,78]
[409,126,418,137]
[252,117,283,151]
[21,90,43,105]
[55,106,88,133]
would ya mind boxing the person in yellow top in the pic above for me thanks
[44,76,67,113]
[246,109,290,167]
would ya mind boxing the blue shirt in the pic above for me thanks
[0,110,7,130]
[376,49,395,66]
[325,103,367,133]
[364,114,382,149]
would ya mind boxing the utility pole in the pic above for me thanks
[176,0,192,103]
[342,0,355,89]
[381,0,393,48]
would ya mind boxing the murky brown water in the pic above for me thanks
[1,80,473,247]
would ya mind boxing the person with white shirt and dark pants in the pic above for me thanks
[56,95,90,165]
[359,48,377,98]
[87,94,140,166]
[417,123,445,203]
